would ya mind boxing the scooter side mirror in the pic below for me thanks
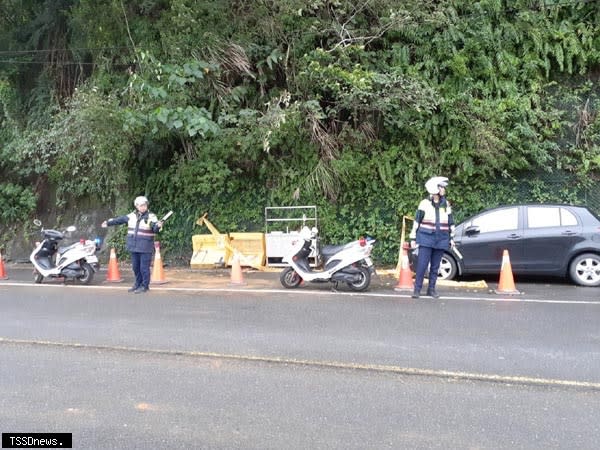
[66,225,77,232]
[33,219,42,227]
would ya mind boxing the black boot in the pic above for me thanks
[426,289,440,299]
[411,289,420,299]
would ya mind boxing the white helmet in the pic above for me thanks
[134,196,149,207]
[425,176,449,195]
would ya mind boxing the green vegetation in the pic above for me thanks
[1,0,599,264]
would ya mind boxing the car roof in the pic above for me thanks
[473,203,589,213]
[460,203,598,224]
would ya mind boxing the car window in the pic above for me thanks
[527,206,578,228]
[528,207,560,228]
[470,207,519,233]
[560,208,578,226]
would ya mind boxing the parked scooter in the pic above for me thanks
[280,226,376,291]
[30,219,100,284]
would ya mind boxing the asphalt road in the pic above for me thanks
[1,269,599,449]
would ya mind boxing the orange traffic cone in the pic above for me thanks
[0,250,8,280]
[394,242,413,291]
[106,247,123,282]
[150,241,168,285]
[494,249,521,295]
[230,253,245,285]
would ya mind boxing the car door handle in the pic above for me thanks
[506,234,521,239]
[561,231,577,236]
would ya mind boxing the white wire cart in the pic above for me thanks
[264,206,319,267]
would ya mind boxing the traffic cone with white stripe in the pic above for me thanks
[106,247,123,282]
[494,249,521,295]
[230,253,245,285]
[150,241,168,284]
[394,242,413,291]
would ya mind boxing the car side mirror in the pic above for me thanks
[464,225,480,236]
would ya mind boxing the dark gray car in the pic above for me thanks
[409,204,600,286]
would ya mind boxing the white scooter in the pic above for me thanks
[280,227,376,291]
[30,219,100,285]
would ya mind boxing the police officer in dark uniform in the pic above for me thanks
[101,196,163,294]
[409,177,454,299]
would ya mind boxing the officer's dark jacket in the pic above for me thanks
[107,210,160,253]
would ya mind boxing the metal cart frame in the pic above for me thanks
[264,206,319,267]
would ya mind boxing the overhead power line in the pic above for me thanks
[0,47,131,56]
[0,60,133,67]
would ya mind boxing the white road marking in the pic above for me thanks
[1,281,599,305]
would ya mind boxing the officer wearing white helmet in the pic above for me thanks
[102,196,164,293]
[408,177,455,299]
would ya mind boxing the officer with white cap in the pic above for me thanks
[102,196,163,293]
[409,177,454,299]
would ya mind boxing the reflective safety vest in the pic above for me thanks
[107,210,160,253]
[409,197,454,249]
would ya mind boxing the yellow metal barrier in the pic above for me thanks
[195,214,266,270]
[227,233,266,268]
[190,234,230,268]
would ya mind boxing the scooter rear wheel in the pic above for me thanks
[280,267,302,289]
[347,266,371,292]
[77,262,95,285]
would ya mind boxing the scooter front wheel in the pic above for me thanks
[347,266,371,292]
[280,267,302,289]
[33,270,43,284]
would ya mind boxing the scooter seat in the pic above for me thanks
[320,244,347,260]
[57,242,78,255]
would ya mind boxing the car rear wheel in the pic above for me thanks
[437,253,458,280]
[569,253,600,287]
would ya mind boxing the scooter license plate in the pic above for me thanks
[364,257,376,274]
[86,255,99,264]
